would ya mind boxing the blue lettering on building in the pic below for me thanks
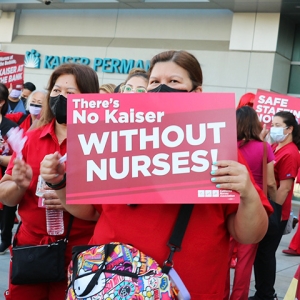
[94,58,149,74]
[119,59,135,74]
[25,49,149,74]
[110,58,121,73]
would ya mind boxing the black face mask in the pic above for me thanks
[49,94,67,124]
[148,84,189,93]
[20,97,27,103]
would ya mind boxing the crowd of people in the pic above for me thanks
[0,49,299,300]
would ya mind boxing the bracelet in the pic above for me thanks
[45,173,66,190]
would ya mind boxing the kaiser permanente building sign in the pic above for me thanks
[24,49,150,74]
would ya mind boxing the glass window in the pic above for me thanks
[288,65,300,94]
[292,25,300,62]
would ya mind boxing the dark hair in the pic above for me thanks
[236,106,262,146]
[124,72,149,85]
[23,82,36,92]
[0,83,9,116]
[38,63,99,127]
[148,50,203,88]
[114,83,123,93]
[274,111,300,149]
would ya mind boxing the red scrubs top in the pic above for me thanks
[6,119,96,298]
[89,151,272,299]
[272,142,300,220]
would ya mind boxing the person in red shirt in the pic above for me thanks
[0,83,18,254]
[250,111,300,300]
[0,64,100,300]
[40,50,272,299]
[282,168,300,256]
[1,90,47,251]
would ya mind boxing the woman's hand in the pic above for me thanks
[43,190,65,210]
[12,158,33,190]
[210,160,253,197]
[40,152,99,221]
[40,152,65,185]
[260,124,269,141]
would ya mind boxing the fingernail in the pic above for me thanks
[211,170,216,175]
[216,184,221,188]
[211,178,216,182]
[213,161,218,165]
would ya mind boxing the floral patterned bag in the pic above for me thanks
[65,242,175,300]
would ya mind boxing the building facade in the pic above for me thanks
[0,3,299,103]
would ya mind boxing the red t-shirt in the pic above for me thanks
[89,151,272,299]
[296,168,300,184]
[272,142,300,220]
[6,119,96,265]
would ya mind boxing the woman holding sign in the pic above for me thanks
[250,111,300,300]
[40,50,272,299]
[0,64,99,300]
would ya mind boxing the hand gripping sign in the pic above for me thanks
[67,92,239,204]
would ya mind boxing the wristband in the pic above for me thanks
[45,173,66,190]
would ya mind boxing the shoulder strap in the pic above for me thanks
[64,214,74,242]
[13,213,74,247]
[162,204,194,273]
[17,113,29,126]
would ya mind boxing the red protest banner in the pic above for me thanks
[66,93,239,204]
[253,89,300,128]
[0,52,25,89]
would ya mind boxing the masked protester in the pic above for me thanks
[0,83,18,256]
[0,90,47,259]
[7,89,26,114]
[250,111,300,300]
[0,64,99,300]
[20,82,36,107]
[49,94,67,124]
[39,50,272,299]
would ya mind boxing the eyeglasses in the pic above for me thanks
[121,85,147,93]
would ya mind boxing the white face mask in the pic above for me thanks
[270,127,288,143]
[29,104,42,116]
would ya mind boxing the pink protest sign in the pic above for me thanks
[66,92,239,204]
[0,52,25,89]
[253,89,300,128]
